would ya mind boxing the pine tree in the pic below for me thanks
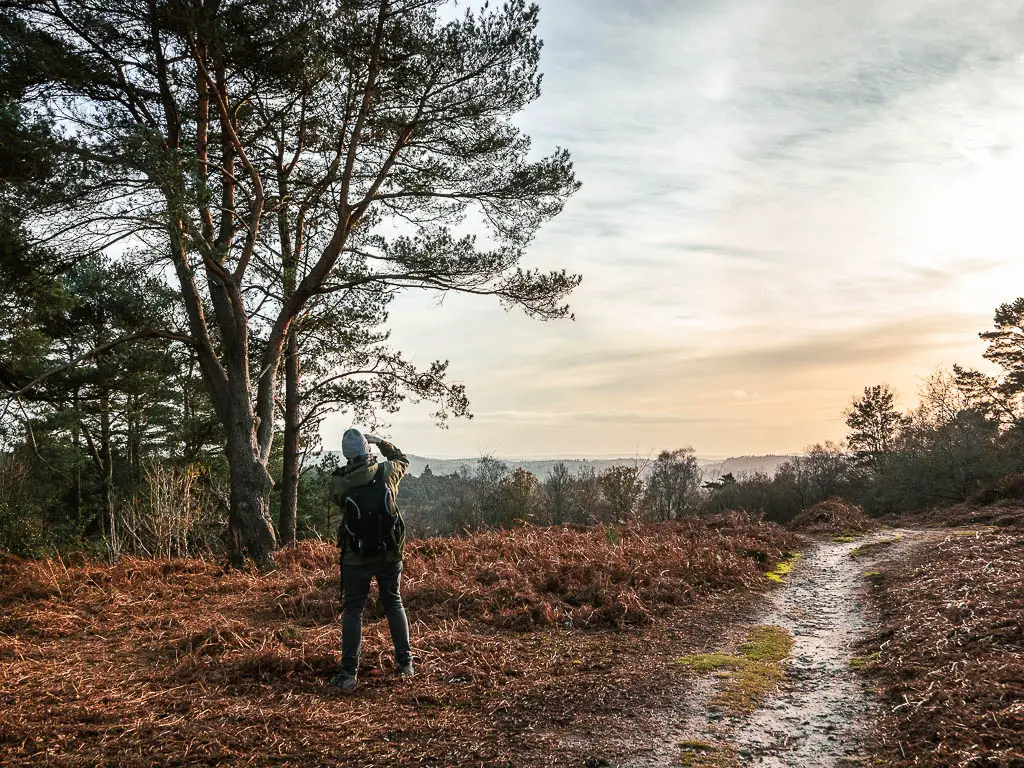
[844,385,908,471]
[8,0,581,564]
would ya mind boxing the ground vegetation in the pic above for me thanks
[0,516,799,766]
[860,527,1024,767]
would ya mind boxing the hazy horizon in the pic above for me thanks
[324,0,1024,458]
[317,448,782,463]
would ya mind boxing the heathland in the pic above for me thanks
[3,2,1024,764]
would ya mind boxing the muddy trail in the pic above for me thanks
[613,529,940,768]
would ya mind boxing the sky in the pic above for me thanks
[324,0,1024,459]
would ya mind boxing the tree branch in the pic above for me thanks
[4,330,196,399]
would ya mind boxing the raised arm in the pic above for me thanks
[367,435,410,482]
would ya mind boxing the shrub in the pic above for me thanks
[112,462,226,558]
[789,499,875,533]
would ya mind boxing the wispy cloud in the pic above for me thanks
[340,0,1024,458]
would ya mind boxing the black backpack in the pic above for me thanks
[340,469,405,556]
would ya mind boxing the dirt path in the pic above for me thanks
[723,530,916,766]
[614,528,941,768]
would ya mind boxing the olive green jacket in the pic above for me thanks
[331,441,409,566]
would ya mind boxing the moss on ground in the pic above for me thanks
[674,625,793,713]
[849,652,880,669]
[850,537,900,559]
[677,740,738,767]
[714,657,788,711]
[739,625,792,663]
[765,553,801,583]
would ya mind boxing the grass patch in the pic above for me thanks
[832,534,860,543]
[678,740,738,767]
[849,652,879,669]
[765,553,801,583]
[675,625,793,713]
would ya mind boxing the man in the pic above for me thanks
[329,428,412,693]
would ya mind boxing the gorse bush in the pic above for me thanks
[0,454,45,556]
[0,451,91,557]
[789,499,875,533]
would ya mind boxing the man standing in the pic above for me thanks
[329,428,412,693]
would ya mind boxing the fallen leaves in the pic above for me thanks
[0,516,800,766]
[861,529,1024,767]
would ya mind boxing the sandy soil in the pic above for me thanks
[583,529,942,768]
[722,531,928,766]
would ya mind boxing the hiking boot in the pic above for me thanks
[396,662,415,677]
[329,673,358,693]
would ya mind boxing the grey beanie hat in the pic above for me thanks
[342,428,370,459]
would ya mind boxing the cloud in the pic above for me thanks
[475,312,980,395]
[348,0,1024,457]
[467,409,754,427]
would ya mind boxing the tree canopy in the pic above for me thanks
[5,0,581,563]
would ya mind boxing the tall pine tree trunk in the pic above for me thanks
[279,328,300,546]
[224,393,277,567]
[167,235,280,567]
[72,387,82,524]
[99,387,115,560]
[226,437,276,566]
[277,168,300,547]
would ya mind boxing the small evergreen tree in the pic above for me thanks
[844,385,908,471]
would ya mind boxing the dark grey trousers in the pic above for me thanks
[340,560,411,676]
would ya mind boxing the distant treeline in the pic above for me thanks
[5,298,1024,556]
[315,452,795,484]
[390,365,1024,534]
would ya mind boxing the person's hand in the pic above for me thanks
[365,434,384,445]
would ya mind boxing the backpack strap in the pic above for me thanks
[348,464,386,491]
